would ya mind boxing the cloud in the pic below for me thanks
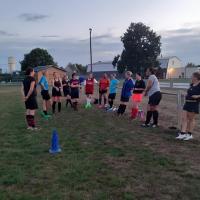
[41,35,60,38]
[19,13,49,22]
[0,30,17,37]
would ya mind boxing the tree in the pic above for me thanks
[185,63,196,68]
[20,48,56,71]
[112,55,120,68]
[115,22,161,74]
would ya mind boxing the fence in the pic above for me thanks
[160,82,189,89]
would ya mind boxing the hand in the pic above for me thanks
[56,87,59,92]
[23,96,28,102]
[192,95,200,99]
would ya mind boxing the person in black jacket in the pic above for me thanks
[22,67,38,130]
[176,72,200,141]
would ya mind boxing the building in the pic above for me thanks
[0,68,2,74]
[8,57,16,74]
[34,65,66,85]
[185,66,200,78]
[158,56,184,79]
[87,61,117,78]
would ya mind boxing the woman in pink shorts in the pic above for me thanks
[131,73,146,119]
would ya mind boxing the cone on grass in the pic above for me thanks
[49,129,62,154]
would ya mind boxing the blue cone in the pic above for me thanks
[49,129,62,154]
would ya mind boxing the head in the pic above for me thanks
[146,67,155,77]
[136,72,142,80]
[125,71,132,79]
[110,73,116,79]
[53,72,57,78]
[72,73,77,79]
[103,73,108,79]
[88,73,93,79]
[192,72,200,84]
[25,67,34,77]
[42,70,47,77]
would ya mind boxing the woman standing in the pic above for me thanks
[117,71,134,115]
[62,75,72,108]
[52,72,62,114]
[176,72,200,141]
[131,72,146,119]
[142,67,162,128]
[85,73,98,109]
[22,67,38,130]
[70,73,80,111]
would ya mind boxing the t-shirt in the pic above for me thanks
[23,76,37,98]
[62,79,70,91]
[70,79,80,92]
[121,78,134,98]
[85,78,96,94]
[99,78,110,91]
[147,75,160,97]
[109,79,119,94]
[79,77,85,85]
[133,80,146,94]
[39,75,49,90]
[186,83,200,102]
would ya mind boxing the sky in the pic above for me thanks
[0,0,200,71]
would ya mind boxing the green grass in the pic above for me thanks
[1,86,200,200]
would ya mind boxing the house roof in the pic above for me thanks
[34,65,66,73]
[87,61,117,72]
[158,56,181,68]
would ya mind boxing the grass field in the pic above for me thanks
[1,86,200,200]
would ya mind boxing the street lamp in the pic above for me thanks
[89,28,93,72]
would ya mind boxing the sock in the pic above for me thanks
[26,115,32,127]
[99,97,102,105]
[43,110,47,115]
[58,102,61,112]
[104,98,107,105]
[109,100,113,108]
[29,115,35,128]
[121,105,127,115]
[131,108,138,119]
[145,111,153,125]
[52,101,56,113]
[117,104,123,114]
[153,110,159,125]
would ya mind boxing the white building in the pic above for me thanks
[158,56,184,79]
[87,61,117,77]
[185,67,200,78]
[8,56,16,74]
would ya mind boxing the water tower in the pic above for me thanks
[8,56,16,74]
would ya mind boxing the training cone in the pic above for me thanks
[49,129,62,154]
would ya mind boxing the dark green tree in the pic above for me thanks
[116,22,161,74]
[112,55,120,68]
[20,48,56,71]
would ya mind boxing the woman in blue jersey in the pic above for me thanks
[117,71,134,115]
[107,73,119,111]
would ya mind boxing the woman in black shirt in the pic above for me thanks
[176,72,200,141]
[131,72,146,119]
[62,75,72,107]
[52,72,62,113]
[22,67,38,130]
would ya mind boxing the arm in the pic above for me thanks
[144,79,153,96]
[24,81,35,101]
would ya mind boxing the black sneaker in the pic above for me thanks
[141,123,150,128]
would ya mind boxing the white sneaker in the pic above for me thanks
[27,127,34,130]
[176,134,187,140]
[183,134,193,141]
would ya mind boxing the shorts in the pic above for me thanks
[63,89,71,97]
[108,93,116,100]
[148,91,162,106]
[99,89,107,95]
[120,96,130,103]
[132,93,143,103]
[41,90,51,101]
[71,90,79,99]
[183,102,199,114]
[25,97,38,110]
[52,88,62,97]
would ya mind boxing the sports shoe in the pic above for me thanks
[107,107,113,112]
[141,123,150,128]
[151,124,158,128]
[112,107,117,112]
[27,127,34,130]
[183,134,193,141]
[176,133,187,140]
